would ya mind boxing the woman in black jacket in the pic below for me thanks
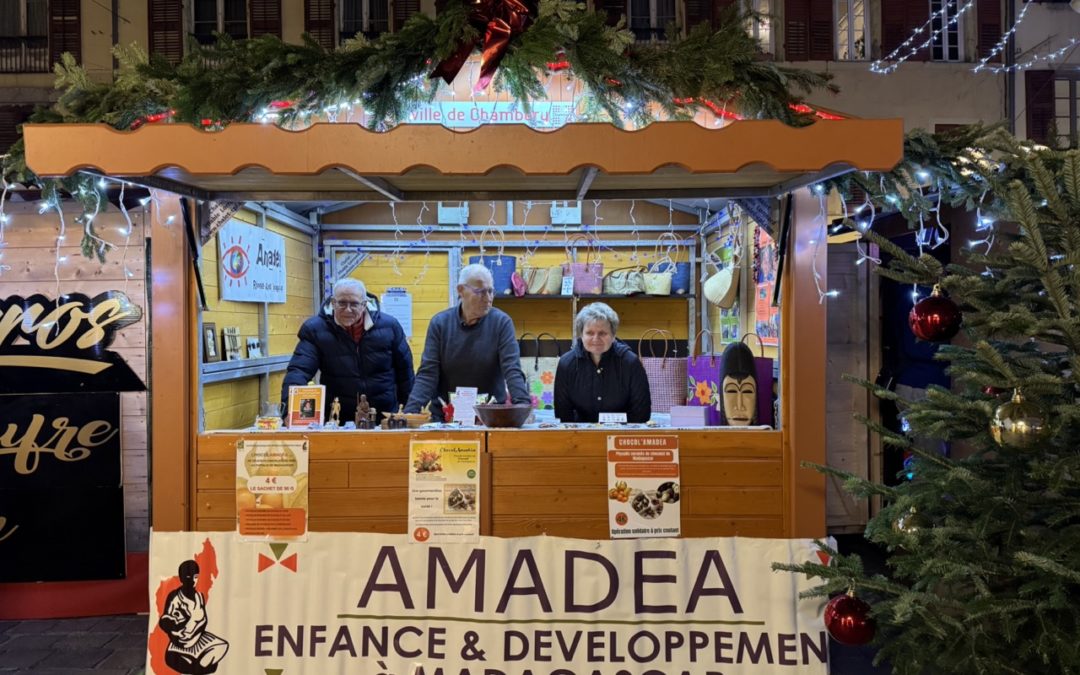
[554,302,651,423]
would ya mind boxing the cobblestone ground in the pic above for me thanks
[0,616,147,674]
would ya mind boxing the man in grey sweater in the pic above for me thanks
[404,264,531,421]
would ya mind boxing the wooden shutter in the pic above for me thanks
[976,0,1001,62]
[250,0,282,38]
[881,0,930,62]
[597,0,625,27]
[1025,70,1056,145]
[148,0,183,64]
[393,0,420,31]
[785,0,830,61]
[0,106,34,155]
[305,0,335,49]
[49,0,81,66]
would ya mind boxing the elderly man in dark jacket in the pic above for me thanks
[282,278,414,423]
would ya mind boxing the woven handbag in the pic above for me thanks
[562,234,603,295]
[519,332,562,410]
[637,328,688,413]
[603,266,645,295]
[521,266,564,295]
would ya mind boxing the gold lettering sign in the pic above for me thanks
[0,414,119,475]
[0,515,18,543]
[0,291,144,386]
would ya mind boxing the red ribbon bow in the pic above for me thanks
[431,0,534,92]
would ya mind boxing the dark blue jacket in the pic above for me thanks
[282,311,414,423]
[554,339,651,423]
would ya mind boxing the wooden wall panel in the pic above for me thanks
[0,203,150,550]
[487,430,785,538]
[200,209,315,427]
[194,431,484,531]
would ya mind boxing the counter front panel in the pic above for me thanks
[194,428,785,538]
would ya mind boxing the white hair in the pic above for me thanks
[458,263,493,286]
[333,278,366,298]
[574,302,620,336]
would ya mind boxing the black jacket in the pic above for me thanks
[282,311,414,423]
[554,339,651,423]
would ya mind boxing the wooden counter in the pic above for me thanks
[194,428,786,538]
[194,430,487,533]
[487,429,785,538]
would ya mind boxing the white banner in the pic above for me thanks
[218,220,287,303]
[146,532,832,675]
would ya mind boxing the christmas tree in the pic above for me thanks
[777,132,1080,674]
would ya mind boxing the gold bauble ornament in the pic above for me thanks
[892,507,924,535]
[990,388,1047,449]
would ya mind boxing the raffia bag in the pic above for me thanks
[603,266,645,295]
[562,234,603,295]
[703,249,740,308]
[638,328,688,413]
[521,266,564,294]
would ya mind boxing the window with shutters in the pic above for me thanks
[0,0,48,72]
[834,0,866,60]
[1051,73,1079,148]
[192,0,248,45]
[784,0,829,61]
[342,0,390,40]
[929,0,962,62]
[627,0,675,42]
[306,0,335,49]
[744,0,772,53]
[149,0,184,64]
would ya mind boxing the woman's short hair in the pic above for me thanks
[574,302,620,337]
[333,278,366,298]
[458,263,494,286]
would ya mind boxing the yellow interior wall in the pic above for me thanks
[343,251,451,369]
[704,220,780,361]
[201,210,314,429]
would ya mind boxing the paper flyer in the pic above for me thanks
[607,435,681,539]
[287,385,325,428]
[408,439,481,543]
[236,438,309,541]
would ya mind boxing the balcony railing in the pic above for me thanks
[0,36,49,73]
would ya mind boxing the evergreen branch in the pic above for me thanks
[1015,551,1080,584]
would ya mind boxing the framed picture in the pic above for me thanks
[223,326,242,361]
[202,322,220,363]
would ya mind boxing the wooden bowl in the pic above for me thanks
[474,404,533,428]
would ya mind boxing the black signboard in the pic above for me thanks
[0,291,146,393]
[0,392,126,582]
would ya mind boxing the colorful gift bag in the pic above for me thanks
[638,328,688,414]
[520,332,562,410]
[742,333,775,427]
[686,330,722,426]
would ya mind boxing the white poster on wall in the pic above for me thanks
[217,219,287,303]
[380,288,413,338]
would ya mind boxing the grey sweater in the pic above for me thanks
[404,305,530,419]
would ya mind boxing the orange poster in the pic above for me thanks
[235,439,309,541]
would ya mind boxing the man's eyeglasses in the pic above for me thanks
[334,300,364,310]
[465,286,495,298]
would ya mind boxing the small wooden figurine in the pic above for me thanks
[355,394,371,428]
[329,397,341,427]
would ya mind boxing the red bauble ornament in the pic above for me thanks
[909,285,961,342]
[824,592,876,646]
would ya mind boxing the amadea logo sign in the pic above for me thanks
[0,291,146,393]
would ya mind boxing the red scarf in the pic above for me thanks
[346,320,365,344]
